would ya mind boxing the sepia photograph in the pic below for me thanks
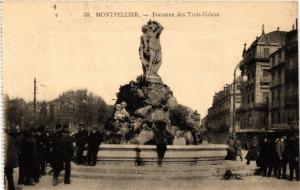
[1,1,299,190]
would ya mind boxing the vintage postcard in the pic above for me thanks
[1,1,299,190]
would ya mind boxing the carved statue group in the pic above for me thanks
[139,20,164,79]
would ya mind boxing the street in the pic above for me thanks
[12,173,300,190]
[9,154,300,190]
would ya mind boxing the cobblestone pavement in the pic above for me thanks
[11,174,300,190]
[8,151,300,190]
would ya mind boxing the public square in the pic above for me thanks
[11,154,300,190]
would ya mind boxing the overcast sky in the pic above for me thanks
[3,1,297,117]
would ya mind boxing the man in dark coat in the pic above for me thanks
[36,125,48,176]
[87,127,102,166]
[226,136,236,160]
[267,136,278,177]
[288,135,299,181]
[31,128,40,183]
[245,136,259,165]
[257,137,270,177]
[61,125,75,184]
[153,122,168,167]
[281,136,290,179]
[21,128,38,186]
[52,124,65,186]
[16,127,25,185]
[5,127,19,190]
[74,124,88,164]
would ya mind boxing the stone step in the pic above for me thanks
[70,172,213,180]
[70,168,254,180]
[69,161,255,180]
[72,164,248,173]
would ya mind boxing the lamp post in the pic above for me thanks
[232,61,247,134]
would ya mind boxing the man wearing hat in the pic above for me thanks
[52,124,64,186]
[87,126,102,166]
[74,123,88,164]
[61,125,75,184]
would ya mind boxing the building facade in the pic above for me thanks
[284,28,298,129]
[269,48,286,128]
[206,81,241,133]
[239,28,287,130]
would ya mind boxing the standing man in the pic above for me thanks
[234,136,243,161]
[75,123,88,165]
[5,126,18,190]
[153,122,168,167]
[258,136,270,177]
[16,127,25,185]
[226,136,236,160]
[22,128,37,186]
[288,134,299,181]
[36,125,48,176]
[87,127,102,166]
[245,136,259,165]
[275,136,286,178]
[61,125,75,184]
[52,124,64,186]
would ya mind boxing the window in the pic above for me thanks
[249,113,253,124]
[278,51,282,59]
[264,48,270,57]
[263,92,269,103]
[263,69,270,77]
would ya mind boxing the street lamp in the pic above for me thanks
[232,61,247,134]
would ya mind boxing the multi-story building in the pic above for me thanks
[239,27,287,130]
[206,80,241,133]
[284,28,298,129]
[200,115,208,133]
[269,48,286,128]
[268,27,298,130]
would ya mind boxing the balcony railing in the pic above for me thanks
[260,76,271,85]
[270,79,282,88]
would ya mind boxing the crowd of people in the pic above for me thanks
[226,134,300,181]
[5,123,103,190]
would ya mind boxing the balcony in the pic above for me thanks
[270,79,282,88]
[254,102,268,109]
[270,101,280,109]
[260,76,271,85]
[285,94,299,106]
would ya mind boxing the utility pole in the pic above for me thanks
[34,78,37,117]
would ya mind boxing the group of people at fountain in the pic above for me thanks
[4,122,103,190]
[226,134,299,181]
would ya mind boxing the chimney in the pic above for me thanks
[277,27,280,31]
[292,24,295,30]
[262,24,265,35]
